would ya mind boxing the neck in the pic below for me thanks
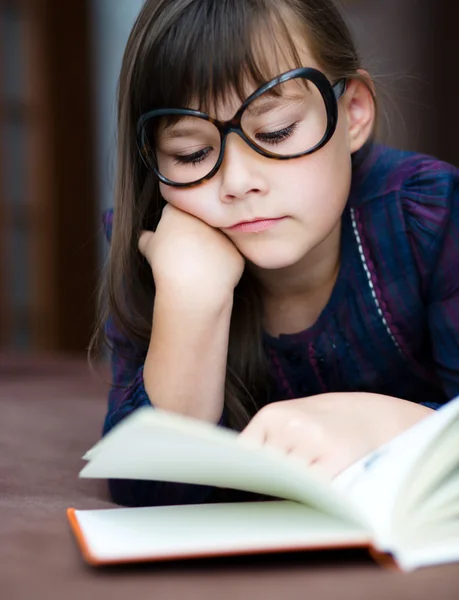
[250,219,342,300]
[248,220,342,336]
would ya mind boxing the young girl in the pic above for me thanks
[93,0,459,507]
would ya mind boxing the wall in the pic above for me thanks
[90,0,144,259]
[343,0,437,154]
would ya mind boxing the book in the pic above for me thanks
[68,396,459,571]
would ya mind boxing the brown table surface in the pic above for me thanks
[1,352,458,600]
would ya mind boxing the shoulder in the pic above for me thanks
[350,144,459,272]
[350,143,458,208]
[102,208,114,243]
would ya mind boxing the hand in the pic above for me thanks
[138,204,245,299]
[239,393,433,481]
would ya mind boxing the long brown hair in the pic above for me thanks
[90,0,376,430]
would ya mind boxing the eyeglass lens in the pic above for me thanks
[142,76,328,184]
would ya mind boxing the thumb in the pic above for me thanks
[138,230,154,259]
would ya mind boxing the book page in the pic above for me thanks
[80,407,363,526]
[408,472,459,530]
[71,501,371,565]
[391,418,459,528]
[390,524,459,572]
[331,396,459,545]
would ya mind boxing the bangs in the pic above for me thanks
[135,0,304,116]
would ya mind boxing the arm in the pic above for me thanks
[103,313,227,507]
[103,204,244,506]
[104,292,233,433]
[143,288,233,424]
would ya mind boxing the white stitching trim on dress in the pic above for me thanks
[350,207,402,353]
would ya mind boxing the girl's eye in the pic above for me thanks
[174,147,212,165]
[255,122,299,145]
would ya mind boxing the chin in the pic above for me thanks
[241,245,306,270]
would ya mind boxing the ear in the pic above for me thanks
[342,70,376,154]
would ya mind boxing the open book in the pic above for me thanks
[68,397,459,571]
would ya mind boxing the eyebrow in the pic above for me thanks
[161,125,207,140]
[245,92,306,117]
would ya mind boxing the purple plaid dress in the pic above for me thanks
[101,144,459,506]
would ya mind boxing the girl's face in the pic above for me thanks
[159,47,375,271]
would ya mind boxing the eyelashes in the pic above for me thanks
[174,147,213,166]
[172,122,299,165]
[255,122,299,145]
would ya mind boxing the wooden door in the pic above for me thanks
[0,0,97,353]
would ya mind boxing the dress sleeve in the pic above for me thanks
[102,315,150,434]
[401,158,459,401]
[101,210,152,433]
[101,209,218,507]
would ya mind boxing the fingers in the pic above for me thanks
[138,203,170,258]
[240,407,322,467]
[239,406,347,481]
[307,453,349,482]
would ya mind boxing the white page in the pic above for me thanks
[391,524,459,572]
[73,501,370,564]
[391,419,459,522]
[411,474,459,529]
[331,396,459,545]
[79,407,363,526]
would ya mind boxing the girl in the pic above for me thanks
[93,0,459,507]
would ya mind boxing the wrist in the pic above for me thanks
[154,280,234,314]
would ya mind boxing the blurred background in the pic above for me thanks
[0,0,458,358]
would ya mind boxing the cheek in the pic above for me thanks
[159,181,221,226]
[273,132,352,221]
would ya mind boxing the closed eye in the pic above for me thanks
[255,122,299,145]
[174,147,213,165]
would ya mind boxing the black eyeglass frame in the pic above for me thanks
[136,67,347,188]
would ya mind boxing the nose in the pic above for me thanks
[218,132,268,203]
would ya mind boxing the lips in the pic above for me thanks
[225,217,286,233]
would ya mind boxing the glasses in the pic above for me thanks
[137,67,346,188]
